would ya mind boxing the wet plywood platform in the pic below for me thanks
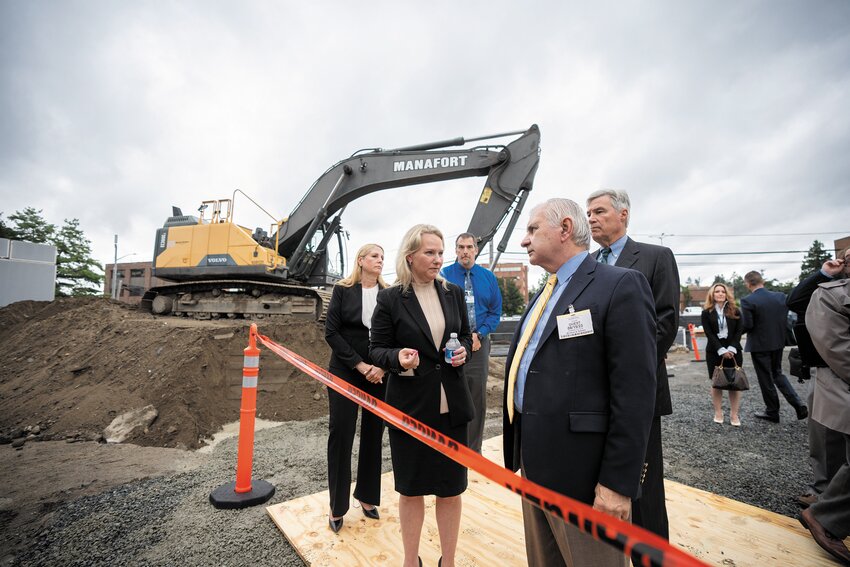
[267,436,843,566]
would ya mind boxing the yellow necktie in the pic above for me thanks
[507,274,557,423]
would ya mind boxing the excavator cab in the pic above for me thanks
[151,197,287,283]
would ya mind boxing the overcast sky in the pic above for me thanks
[2,1,849,290]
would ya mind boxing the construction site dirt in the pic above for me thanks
[0,297,812,566]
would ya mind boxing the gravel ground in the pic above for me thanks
[5,348,812,566]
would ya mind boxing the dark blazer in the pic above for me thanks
[370,281,474,428]
[787,271,831,367]
[601,236,679,416]
[502,255,657,503]
[325,283,374,373]
[740,287,789,352]
[787,271,832,317]
[700,306,744,367]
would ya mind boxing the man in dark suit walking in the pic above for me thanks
[740,270,807,423]
[503,198,656,567]
[586,189,680,542]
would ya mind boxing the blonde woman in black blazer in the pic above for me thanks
[370,224,473,567]
[325,243,388,534]
[701,282,745,426]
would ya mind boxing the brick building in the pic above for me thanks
[103,261,166,304]
[490,262,529,301]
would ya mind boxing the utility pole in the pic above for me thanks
[112,234,118,299]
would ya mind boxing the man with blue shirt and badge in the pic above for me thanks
[503,198,656,566]
[442,232,502,453]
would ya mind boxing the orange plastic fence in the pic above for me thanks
[254,328,710,567]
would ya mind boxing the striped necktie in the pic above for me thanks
[598,247,612,264]
[506,274,558,423]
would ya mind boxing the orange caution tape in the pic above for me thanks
[254,327,709,567]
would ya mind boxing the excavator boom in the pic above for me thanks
[279,124,540,278]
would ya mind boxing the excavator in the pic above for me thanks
[141,124,540,320]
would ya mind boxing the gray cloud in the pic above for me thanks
[1,0,848,286]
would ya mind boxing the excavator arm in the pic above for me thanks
[278,124,540,280]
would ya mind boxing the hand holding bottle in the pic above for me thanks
[444,333,467,367]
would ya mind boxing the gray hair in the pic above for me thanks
[587,188,631,227]
[531,198,591,250]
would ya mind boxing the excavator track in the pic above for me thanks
[140,280,333,322]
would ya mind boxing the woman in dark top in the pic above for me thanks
[370,224,472,567]
[701,282,745,426]
[324,243,388,533]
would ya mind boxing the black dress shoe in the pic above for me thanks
[328,516,343,533]
[797,405,809,420]
[754,412,779,423]
[801,507,850,565]
[361,505,380,520]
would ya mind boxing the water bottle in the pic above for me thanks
[445,332,461,363]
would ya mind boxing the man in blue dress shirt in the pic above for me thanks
[442,232,502,453]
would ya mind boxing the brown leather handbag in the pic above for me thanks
[711,360,750,391]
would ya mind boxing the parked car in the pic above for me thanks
[681,306,702,316]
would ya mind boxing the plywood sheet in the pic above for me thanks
[267,436,844,566]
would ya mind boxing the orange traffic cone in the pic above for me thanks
[210,324,275,509]
[688,323,702,363]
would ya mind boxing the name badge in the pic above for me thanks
[557,305,594,339]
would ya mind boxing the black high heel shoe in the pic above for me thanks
[328,516,343,533]
[360,503,380,520]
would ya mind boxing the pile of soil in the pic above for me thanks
[0,297,333,450]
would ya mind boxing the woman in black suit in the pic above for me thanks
[325,243,388,533]
[370,224,473,567]
[701,282,745,426]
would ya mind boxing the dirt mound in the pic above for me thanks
[0,297,333,449]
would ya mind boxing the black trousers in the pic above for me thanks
[631,416,668,544]
[750,349,804,418]
[327,372,386,517]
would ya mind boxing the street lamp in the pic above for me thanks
[111,234,137,299]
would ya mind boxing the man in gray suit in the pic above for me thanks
[787,250,849,507]
[740,271,807,423]
[800,276,850,565]
[586,189,680,542]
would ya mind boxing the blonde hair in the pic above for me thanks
[336,243,388,288]
[703,282,740,319]
[394,224,449,292]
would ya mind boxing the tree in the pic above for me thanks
[498,277,525,316]
[53,218,103,296]
[0,212,18,239]
[7,207,55,243]
[528,271,550,298]
[800,240,833,281]
[4,208,103,297]
[764,277,795,295]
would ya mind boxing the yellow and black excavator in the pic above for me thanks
[141,124,541,320]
